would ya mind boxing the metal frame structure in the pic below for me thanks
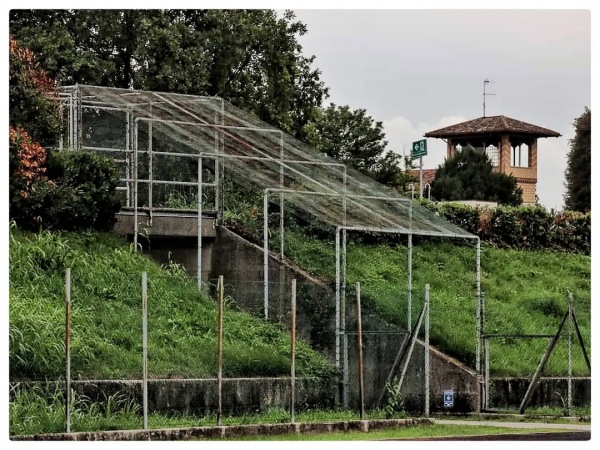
[480,291,590,413]
[58,84,484,410]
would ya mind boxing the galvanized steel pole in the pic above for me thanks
[290,279,297,424]
[280,132,285,260]
[407,201,413,330]
[198,157,203,290]
[217,275,224,426]
[568,291,573,415]
[356,282,365,419]
[263,190,269,320]
[126,110,131,207]
[424,283,430,418]
[342,228,348,408]
[65,268,71,433]
[142,272,148,430]
[335,227,341,374]
[214,109,220,222]
[148,105,153,216]
[133,120,139,252]
[476,238,482,376]
[419,157,424,199]
[482,291,488,409]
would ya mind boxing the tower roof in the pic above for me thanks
[424,115,561,138]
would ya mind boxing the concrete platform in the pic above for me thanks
[114,210,217,238]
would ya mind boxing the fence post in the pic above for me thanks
[424,283,430,418]
[481,291,488,410]
[356,282,365,420]
[342,230,349,408]
[217,275,224,426]
[290,279,297,423]
[65,268,71,433]
[142,272,148,430]
[567,291,573,416]
[197,156,203,290]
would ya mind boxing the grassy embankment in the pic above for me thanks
[278,229,590,377]
[9,227,333,381]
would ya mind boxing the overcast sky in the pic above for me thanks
[2,2,593,211]
[292,8,591,210]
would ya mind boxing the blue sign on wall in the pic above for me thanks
[443,390,454,408]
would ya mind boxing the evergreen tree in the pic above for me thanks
[564,108,591,212]
[430,146,522,205]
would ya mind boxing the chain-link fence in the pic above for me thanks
[10,268,442,434]
[480,290,591,413]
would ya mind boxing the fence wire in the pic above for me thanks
[60,84,475,239]
[10,270,439,434]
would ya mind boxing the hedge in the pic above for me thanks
[421,201,590,255]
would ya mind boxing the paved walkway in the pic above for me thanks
[435,419,591,431]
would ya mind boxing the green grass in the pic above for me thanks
[220,424,563,441]
[10,385,587,437]
[280,230,590,377]
[7,389,569,438]
[9,227,333,380]
[9,386,142,435]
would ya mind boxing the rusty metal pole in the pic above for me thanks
[142,272,148,430]
[356,282,365,419]
[65,268,71,433]
[290,279,297,424]
[217,275,224,426]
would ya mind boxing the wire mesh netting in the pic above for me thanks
[59,84,475,238]
[10,268,438,433]
[481,291,591,410]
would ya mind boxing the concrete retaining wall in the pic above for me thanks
[210,227,480,413]
[489,377,591,409]
[11,377,335,416]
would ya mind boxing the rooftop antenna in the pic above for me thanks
[483,79,496,117]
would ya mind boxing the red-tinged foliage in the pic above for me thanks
[9,35,58,99]
[9,126,47,195]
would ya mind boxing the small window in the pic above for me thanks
[486,144,499,167]
[510,144,529,168]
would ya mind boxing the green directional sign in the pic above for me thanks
[412,139,427,158]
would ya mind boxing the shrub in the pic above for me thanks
[513,206,551,249]
[550,210,591,254]
[14,151,121,232]
[419,200,590,254]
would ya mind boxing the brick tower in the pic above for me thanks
[424,116,560,205]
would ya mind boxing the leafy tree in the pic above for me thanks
[9,9,328,139]
[564,108,591,212]
[430,146,523,205]
[304,104,409,188]
[9,35,121,231]
[9,35,60,212]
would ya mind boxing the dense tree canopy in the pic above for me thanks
[430,146,523,205]
[304,104,410,188]
[9,35,120,231]
[564,108,591,212]
[9,9,328,139]
[11,10,420,194]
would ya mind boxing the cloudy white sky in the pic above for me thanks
[2,2,592,210]
[291,7,591,210]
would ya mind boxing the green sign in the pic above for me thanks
[412,139,427,158]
